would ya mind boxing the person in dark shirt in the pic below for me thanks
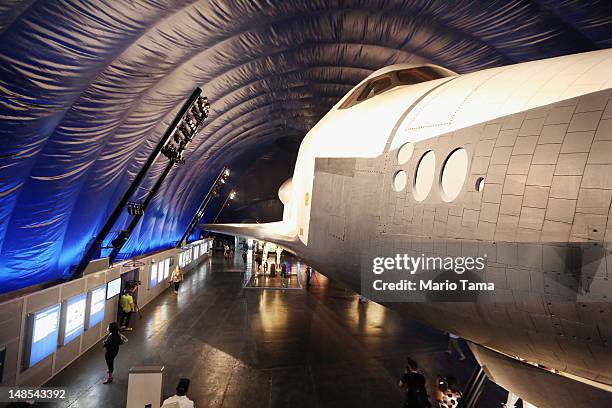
[399,357,431,408]
[102,322,125,384]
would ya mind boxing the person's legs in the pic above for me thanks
[450,338,466,360]
[123,312,132,330]
[174,282,179,293]
[103,352,115,383]
[119,311,127,329]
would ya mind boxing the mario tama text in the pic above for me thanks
[372,278,494,292]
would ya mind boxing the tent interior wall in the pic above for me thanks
[1,0,612,295]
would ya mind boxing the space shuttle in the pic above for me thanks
[204,49,612,407]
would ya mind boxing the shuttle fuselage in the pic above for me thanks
[204,50,612,407]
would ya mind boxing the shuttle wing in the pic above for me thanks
[200,221,302,252]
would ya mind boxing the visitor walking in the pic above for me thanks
[171,265,184,294]
[119,289,135,331]
[445,333,467,361]
[255,253,262,272]
[102,322,127,384]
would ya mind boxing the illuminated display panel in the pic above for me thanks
[88,285,106,328]
[157,261,164,283]
[63,293,86,345]
[106,278,121,300]
[150,263,158,288]
[163,258,170,279]
[29,304,61,367]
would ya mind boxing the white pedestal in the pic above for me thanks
[127,365,164,408]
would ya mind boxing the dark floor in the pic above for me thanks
[39,253,507,407]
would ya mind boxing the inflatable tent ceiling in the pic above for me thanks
[1,0,611,294]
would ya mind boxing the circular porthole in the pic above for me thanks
[475,176,485,192]
[397,142,414,165]
[393,170,407,192]
[413,150,436,201]
[440,148,468,202]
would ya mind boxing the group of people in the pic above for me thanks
[102,265,185,385]
[399,357,463,408]
[222,242,234,258]
[103,320,194,406]
[399,334,467,407]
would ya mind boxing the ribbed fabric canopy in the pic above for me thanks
[1,0,611,294]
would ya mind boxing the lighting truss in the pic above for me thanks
[73,88,210,278]
[162,95,210,164]
[176,166,229,247]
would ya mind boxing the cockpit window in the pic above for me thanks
[339,66,451,109]
[356,77,393,101]
[397,66,446,84]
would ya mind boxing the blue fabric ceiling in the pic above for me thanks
[1,0,611,295]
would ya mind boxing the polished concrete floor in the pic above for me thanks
[43,253,508,407]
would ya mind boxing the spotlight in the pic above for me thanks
[229,191,236,200]
[179,124,192,141]
[127,202,145,215]
[191,96,209,120]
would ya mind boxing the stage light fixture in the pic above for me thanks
[162,94,210,163]
[127,202,145,216]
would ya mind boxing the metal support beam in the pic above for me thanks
[176,165,228,248]
[72,88,203,279]
[108,159,175,263]
[458,366,487,408]
[211,190,235,225]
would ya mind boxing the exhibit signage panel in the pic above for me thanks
[63,293,86,345]
[29,304,61,367]
[106,277,121,299]
[88,285,106,329]
[150,264,158,288]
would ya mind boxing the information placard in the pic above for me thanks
[29,304,61,367]
[88,285,106,329]
[63,293,86,345]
